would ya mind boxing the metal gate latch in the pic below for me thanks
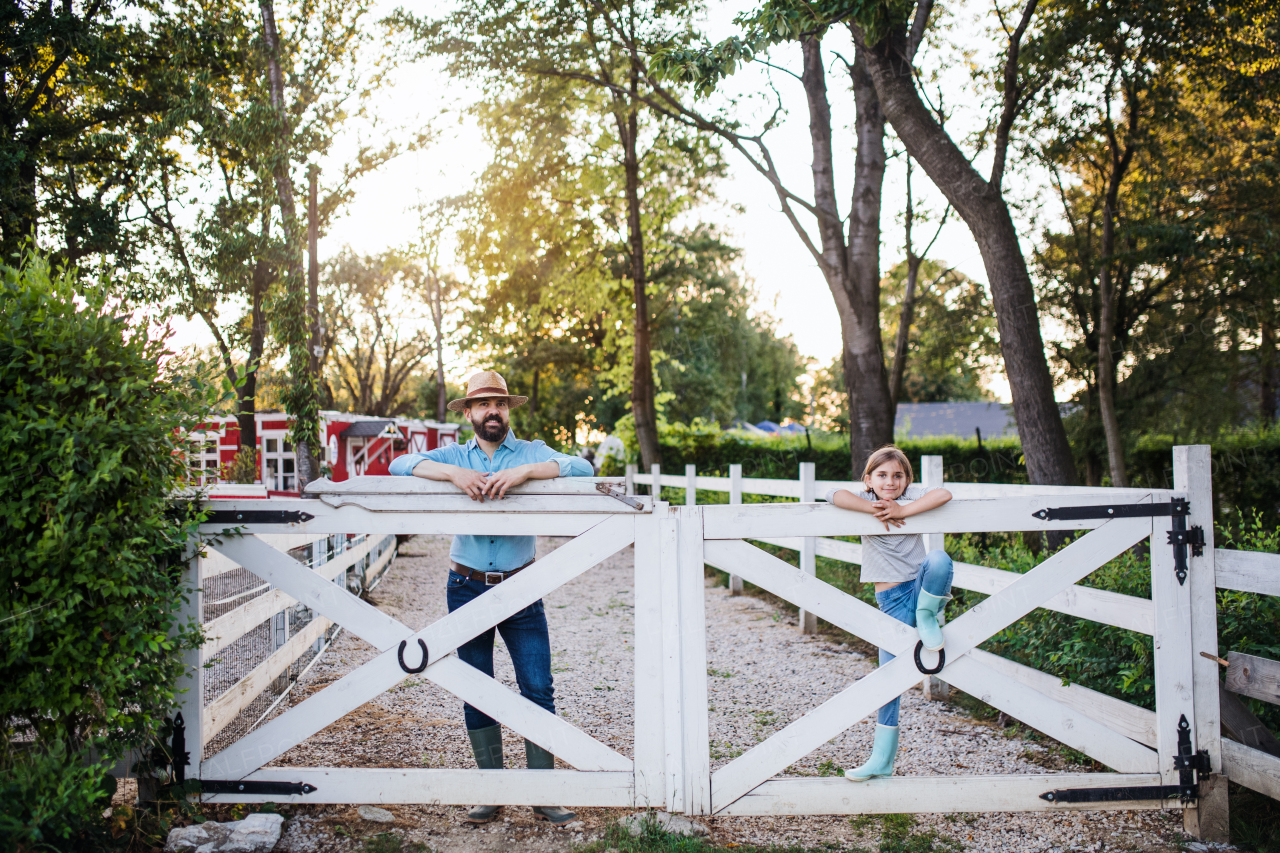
[1030,499,1202,585]
[199,780,319,796]
[1039,714,1207,805]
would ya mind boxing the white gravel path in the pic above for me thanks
[264,535,1185,853]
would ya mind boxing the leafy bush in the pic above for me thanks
[603,415,1027,483]
[604,418,1280,525]
[0,255,217,847]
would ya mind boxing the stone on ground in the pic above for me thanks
[357,805,395,823]
[619,810,708,837]
[165,813,285,853]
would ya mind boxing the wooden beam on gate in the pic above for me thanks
[940,654,1158,773]
[677,506,712,814]
[632,511,667,808]
[715,773,1173,816]
[201,768,636,806]
[198,499,614,537]
[308,476,626,496]
[203,515,635,779]
[1150,505,1198,789]
[969,649,1157,748]
[1225,651,1280,706]
[208,536,409,652]
[702,493,1154,539]
[425,656,632,772]
[708,541,1159,773]
[750,538,1154,635]
[707,517,1152,810]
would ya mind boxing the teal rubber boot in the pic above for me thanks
[915,590,950,652]
[845,724,899,782]
[465,725,504,823]
[526,741,578,825]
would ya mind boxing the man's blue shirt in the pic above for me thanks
[388,431,594,571]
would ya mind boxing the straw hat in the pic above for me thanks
[447,370,529,413]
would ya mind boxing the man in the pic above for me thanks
[388,370,593,826]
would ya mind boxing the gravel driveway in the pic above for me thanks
[269,535,1185,853]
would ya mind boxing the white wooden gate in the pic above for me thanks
[177,459,1222,820]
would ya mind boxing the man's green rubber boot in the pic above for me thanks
[526,740,577,826]
[845,724,900,782]
[464,725,503,823]
[915,590,950,652]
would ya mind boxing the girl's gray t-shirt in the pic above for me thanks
[823,483,939,582]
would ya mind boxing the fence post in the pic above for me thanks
[920,455,949,700]
[685,463,697,507]
[799,462,817,635]
[1174,445,1228,842]
[728,464,743,595]
[178,536,205,782]
[625,463,637,496]
[633,509,667,808]
[651,463,662,501]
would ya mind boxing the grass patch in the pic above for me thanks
[579,815,866,852]
[361,832,432,853]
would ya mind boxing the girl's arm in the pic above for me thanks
[829,489,900,531]
[873,488,953,527]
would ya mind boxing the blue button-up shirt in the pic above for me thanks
[388,431,595,571]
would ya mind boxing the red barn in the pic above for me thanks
[189,411,461,494]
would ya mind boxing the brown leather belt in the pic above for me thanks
[451,559,533,585]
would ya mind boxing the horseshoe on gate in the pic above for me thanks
[913,640,945,675]
[397,638,429,673]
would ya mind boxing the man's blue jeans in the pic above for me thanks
[446,570,555,731]
[871,550,954,727]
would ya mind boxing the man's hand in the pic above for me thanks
[449,468,493,502]
[871,499,908,531]
[481,464,533,500]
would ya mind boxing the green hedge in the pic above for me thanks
[604,419,1280,524]
[0,256,216,847]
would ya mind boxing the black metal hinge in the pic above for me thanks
[1031,498,1202,585]
[199,780,318,796]
[1040,714,1206,805]
[205,509,315,526]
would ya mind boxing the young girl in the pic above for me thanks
[827,445,954,781]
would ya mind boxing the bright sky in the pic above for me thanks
[170,2,1045,403]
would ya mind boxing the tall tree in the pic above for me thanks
[399,0,729,470]
[0,1,187,265]
[647,22,910,468]
[139,0,419,468]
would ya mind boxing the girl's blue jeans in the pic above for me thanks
[871,550,954,727]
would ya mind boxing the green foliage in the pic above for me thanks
[223,447,260,485]
[603,422,1027,483]
[879,260,999,404]
[0,254,217,846]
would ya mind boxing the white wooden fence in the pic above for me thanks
[197,531,398,752]
[166,447,1277,839]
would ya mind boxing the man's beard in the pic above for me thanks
[474,414,509,442]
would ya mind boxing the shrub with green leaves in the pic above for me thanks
[0,255,217,847]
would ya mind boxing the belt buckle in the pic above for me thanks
[484,571,504,585]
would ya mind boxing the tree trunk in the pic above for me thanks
[237,256,270,455]
[308,165,321,380]
[618,69,661,469]
[800,38,893,470]
[855,26,1077,486]
[259,0,318,490]
[1263,317,1277,426]
[890,254,920,412]
[432,275,447,422]
[890,157,923,412]
[1096,178,1128,487]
